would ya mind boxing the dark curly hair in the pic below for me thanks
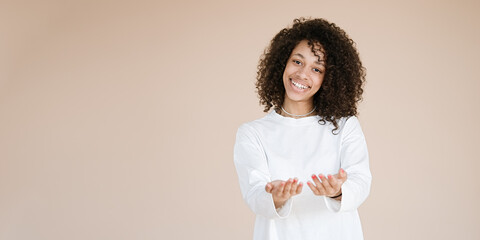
[256,17,366,134]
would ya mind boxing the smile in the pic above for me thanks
[291,79,310,89]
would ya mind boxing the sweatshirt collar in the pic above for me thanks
[268,110,322,126]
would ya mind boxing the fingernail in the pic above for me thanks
[307,182,311,185]
[319,175,324,179]
[341,169,345,173]
[293,178,298,183]
[312,174,317,179]
[328,175,332,179]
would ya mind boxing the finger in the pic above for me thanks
[339,168,347,180]
[290,178,301,195]
[307,181,321,195]
[331,173,345,184]
[296,182,303,194]
[311,174,323,188]
[319,174,334,195]
[274,181,285,196]
[327,175,340,193]
[265,183,273,193]
[312,174,327,195]
[283,178,293,195]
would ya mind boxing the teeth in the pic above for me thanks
[292,80,308,89]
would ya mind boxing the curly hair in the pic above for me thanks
[256,17,366,134]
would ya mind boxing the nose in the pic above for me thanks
[296,67,308,79]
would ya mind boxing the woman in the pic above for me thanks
[234,18,372,240]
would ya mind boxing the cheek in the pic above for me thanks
[283,62,298,75]
[313,76,324,87]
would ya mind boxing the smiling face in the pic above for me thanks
[282,40,326,106]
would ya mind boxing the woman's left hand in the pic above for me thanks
[307,168,347,199]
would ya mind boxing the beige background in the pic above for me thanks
[1,0,479,239]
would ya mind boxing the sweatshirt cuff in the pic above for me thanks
[273,197,293,218]
[323,181,357,213]
[324,195,341,212]
[251,186,293,219]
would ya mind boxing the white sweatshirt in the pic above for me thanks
[234,110,372,240]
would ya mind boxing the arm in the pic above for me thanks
[323,116,372,212]
[233,124,296,219]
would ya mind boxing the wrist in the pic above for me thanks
[330,190,342,199]
[274,198,287,209]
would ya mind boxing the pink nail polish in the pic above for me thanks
[328,175,333,179]
[312,175,317,179]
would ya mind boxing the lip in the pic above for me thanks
[289,78,310,92]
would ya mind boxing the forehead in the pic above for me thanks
[291,40,325,62]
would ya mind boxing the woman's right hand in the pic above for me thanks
[265,178,303,209]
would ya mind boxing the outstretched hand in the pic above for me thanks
[307,168,347,199]
[265,178,303,209]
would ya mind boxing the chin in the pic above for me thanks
[285,92,313,103]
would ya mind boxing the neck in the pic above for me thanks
[280,99,315,118]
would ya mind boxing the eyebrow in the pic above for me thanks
[292,53,325,66]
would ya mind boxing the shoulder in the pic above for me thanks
[338,115,365,139]
[235,116,275,149]
[341,115,360,128]
[236,112,275,133]
[317,115,360,132]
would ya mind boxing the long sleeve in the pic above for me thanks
[233,124,293,219]
[324,116,372,212]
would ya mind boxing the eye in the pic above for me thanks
[313,68,323,74]
[293,60,302,65]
